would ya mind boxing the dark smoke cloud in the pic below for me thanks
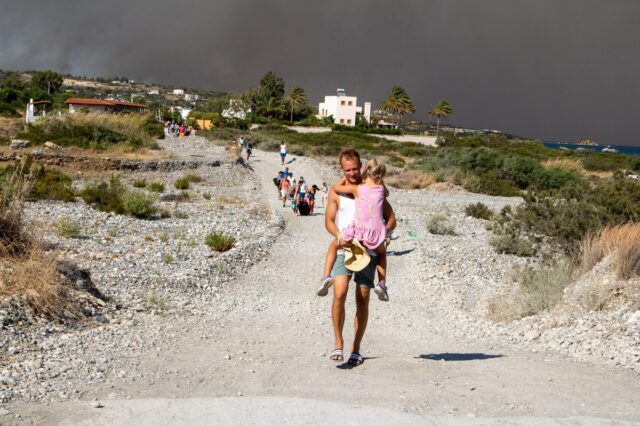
[1,0,639,145]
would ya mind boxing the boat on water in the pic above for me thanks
[601,145,619,153]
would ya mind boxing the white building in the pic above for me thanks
[147,89,160,95]
[25,99,50,124]
[172,89,185,95]
[222,99,251,120]
[184,94,199,101]
[318,88,371,126]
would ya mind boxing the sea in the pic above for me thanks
[543,142,640,157]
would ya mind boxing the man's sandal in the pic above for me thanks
[329,348,343,361]
[347,352,364,366]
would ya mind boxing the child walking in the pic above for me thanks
[317,158,391,301]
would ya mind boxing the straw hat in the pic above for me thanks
[344,239,371,272]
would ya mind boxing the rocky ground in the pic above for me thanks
[1,136,639,423]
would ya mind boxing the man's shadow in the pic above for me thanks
[336,356,380,370]
[387,248,414,256]
[417,353,503,361]
[285,158,296,164]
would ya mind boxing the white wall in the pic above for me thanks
[318,95,358,126]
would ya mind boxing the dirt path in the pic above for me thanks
[9,149,640,424]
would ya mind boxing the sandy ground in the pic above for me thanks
[285,126,437,146]
[5,148,640,425]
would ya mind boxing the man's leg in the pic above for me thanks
[350,255,377,363]
[331,274,349,355]
[352,286,370,355]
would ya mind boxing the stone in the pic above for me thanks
[9,139,30,149]
[44,141,61,149]
[524,330,541,341]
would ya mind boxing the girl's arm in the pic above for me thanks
[333,178,359,197]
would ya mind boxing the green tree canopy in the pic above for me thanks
[0,75,24,103]
[31,70,64,95]
[254,71,285,119]
[284,86,307,123]
[378,85,415,127]
[427,99,454,141]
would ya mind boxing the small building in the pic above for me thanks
[184,94,199,101]
[222,99,251,120]
[147,89,160,95]
[25,99,51,124]
[64,98,147,114]
[172,89,185,95]
[318,89,371,126]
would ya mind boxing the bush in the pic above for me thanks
[29,166,76,202]
[580,223,640,279]
[501,155,543,189]
[121,190,157,219]
[175,177,190,190]
[55,218,82,238]
[183,172,202,183]
[133,179,146,188]
[465,202,494,220]
[80,176,125,214]
[463,173,521,197]
[427,214,457,236]
[205,232,235,252]
[147,181,165,193]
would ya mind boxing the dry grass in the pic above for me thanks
[488,259,574,322]
[41,113,150,141]
[0,159,34,253]
[386,171,435,189]
[0,240,80,320]
[247,202,271,219]
[215,194,244,206]
[542,157,585,175]
[579,223,640,279]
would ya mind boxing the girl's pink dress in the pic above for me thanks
[340,184,386,250]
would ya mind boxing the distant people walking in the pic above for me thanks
[320,182,328,207]
[246,141,253,161]
[280,143,287,165]
[279,175,291,207]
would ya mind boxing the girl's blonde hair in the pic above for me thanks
[365,158,386,182]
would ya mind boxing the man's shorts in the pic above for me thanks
[331,253,377,289]
[280,152,286,158]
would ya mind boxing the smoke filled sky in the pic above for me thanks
[2,1,639,145]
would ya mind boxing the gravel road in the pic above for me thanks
[3,138,639,424]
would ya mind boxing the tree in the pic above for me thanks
[31,70,63,95]
[378,86,414,128]
[427,99,454,141]
[254,71,285,119]
[0,75,24,103]
[284,86,307,123]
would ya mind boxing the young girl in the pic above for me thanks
[317,158,390,301]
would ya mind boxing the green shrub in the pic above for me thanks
[55,218,82,238]
[489,221,536,257]
[133,179,146,188]
[183,172,202,183]
[147,181,165,193]
[80,176,125,214]
[464,173,521,197]
[175,177,190,190]
[205,232,235,252]
[427,214,457,236]
[465,202,494,220]
[29,166,76,202]
[122,190,157,219]
[501,155,543,189]
[173,209,188,219]
[202,192,211,200]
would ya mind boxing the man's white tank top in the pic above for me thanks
[337,195,355,255]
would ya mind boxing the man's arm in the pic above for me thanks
[382,199,396,233]
[325,189,341,240]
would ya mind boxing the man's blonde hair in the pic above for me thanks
[365,158,386,181]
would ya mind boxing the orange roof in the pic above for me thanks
[65,98,114,106]
[64,98,146,108]
[110,100,147,108]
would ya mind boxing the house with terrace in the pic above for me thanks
[64,98,147,114]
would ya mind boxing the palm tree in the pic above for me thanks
[378,86,415,128]
[284,86,307,123]
[427,100,453,141]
